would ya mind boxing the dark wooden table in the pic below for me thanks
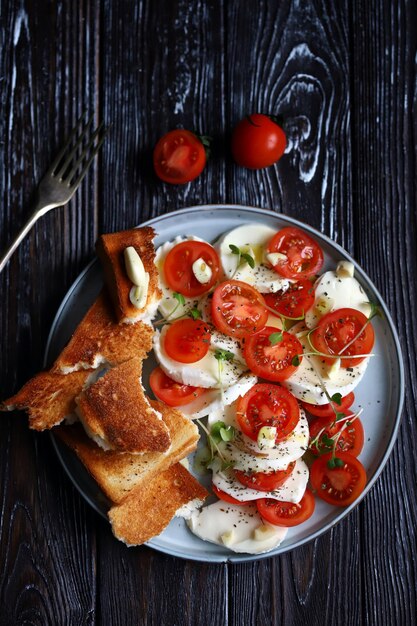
[1,1,416,624]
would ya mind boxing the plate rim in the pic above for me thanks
[45,204,405,564]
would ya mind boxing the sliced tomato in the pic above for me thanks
[234,463,295,492]
[149,366,205,407]
[267,227,324,279]
[236,383,300,443]
[153,129,206,184]
[264,279,315,319]
[312,308,374,368]
[243,327,303,382]
[212,484,251,505]
[301,391,355,418]
[256,490,315,527]
[211,280,268,339]
[308,416,364,457]
[164,318,211,363]
[310,452,367,506]
[164,240,220,297]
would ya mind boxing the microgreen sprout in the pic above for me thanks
[229,244,255,270]
[195,418,235,471]
[269,331,283,345]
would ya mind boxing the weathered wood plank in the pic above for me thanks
[0,1,100,623]
[351,1,417,624]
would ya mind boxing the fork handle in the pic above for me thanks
[0,204,55,273]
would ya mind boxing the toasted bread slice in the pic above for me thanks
[96,227,162,324]
[75,357,170,454]
[52,291,153,374]
[0,369,90,430]
[108,462,208,546]
[54,400,199,503]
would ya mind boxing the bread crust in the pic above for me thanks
[96,227,162,323]
[52,291,154,374]
[75,357,171,453]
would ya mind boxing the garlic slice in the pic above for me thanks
[257,426,277,450]
[336,261,355,278]
[326,357,341,380]
[192,257,212,284]
[124,246,150,309]
[266,251,287,266]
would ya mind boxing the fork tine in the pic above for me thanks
[54,113,96,179]
[68,124,109,188]
[48,110,91,174]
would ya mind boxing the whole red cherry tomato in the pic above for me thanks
[231,114,286,169]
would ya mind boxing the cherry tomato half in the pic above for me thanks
[212,484,250,506]
[211,280,268,339]
[309,452,367,506]
[312,308,374,368]
[301,391,355,418]
[231,114,286,169]
[153,129,206,184]
[236,383,300,443]
[267,227,324,279]
[149,366,206,407]
[164,318,211,364]
[256,490,315,527]
[243,327,303,382]
[234,463,295,492]
[264,279,315,320]
[308,416,364,457]
[164,240,220,297]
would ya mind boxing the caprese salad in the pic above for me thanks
[149,222,376,554]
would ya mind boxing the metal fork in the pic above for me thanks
[0,112,108,273]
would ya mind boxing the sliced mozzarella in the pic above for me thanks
[282,323,370,405]
[305,270,372,329]
[216,223,290,293]
[153,326,249,389]
[187,501,287,554]
[208,404,309,461]
[155,235,206,319]
[212,459,309,504]
[179,374,258,419]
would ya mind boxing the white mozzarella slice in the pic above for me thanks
[187,501,288,554]
[155,235,206,319]
[282,323,370,405]
[216,223,290,293]
[179,374,258,419]
[305,270,372,329]
[212,459,309,504]
[153,326,248,389]
[208,404,309,461]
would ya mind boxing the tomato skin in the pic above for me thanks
[234,463,295,492]
[264,279,315,320]
[153,129,206,184]
[309,452,367,506]
[231,114,286,169]
[164,318,211,364]
[236,383,300,443]
[256,490,315,527]
[164,240,220,297]
[267,227,324,279]
[212,484,250,505]
[211,280,268,339]
[243,327,303,382]
[301,392,355,418]
[149,367,205,407]
[308,416,364,457]
[312,308,375,368]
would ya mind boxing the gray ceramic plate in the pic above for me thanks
[45,205,404,563]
